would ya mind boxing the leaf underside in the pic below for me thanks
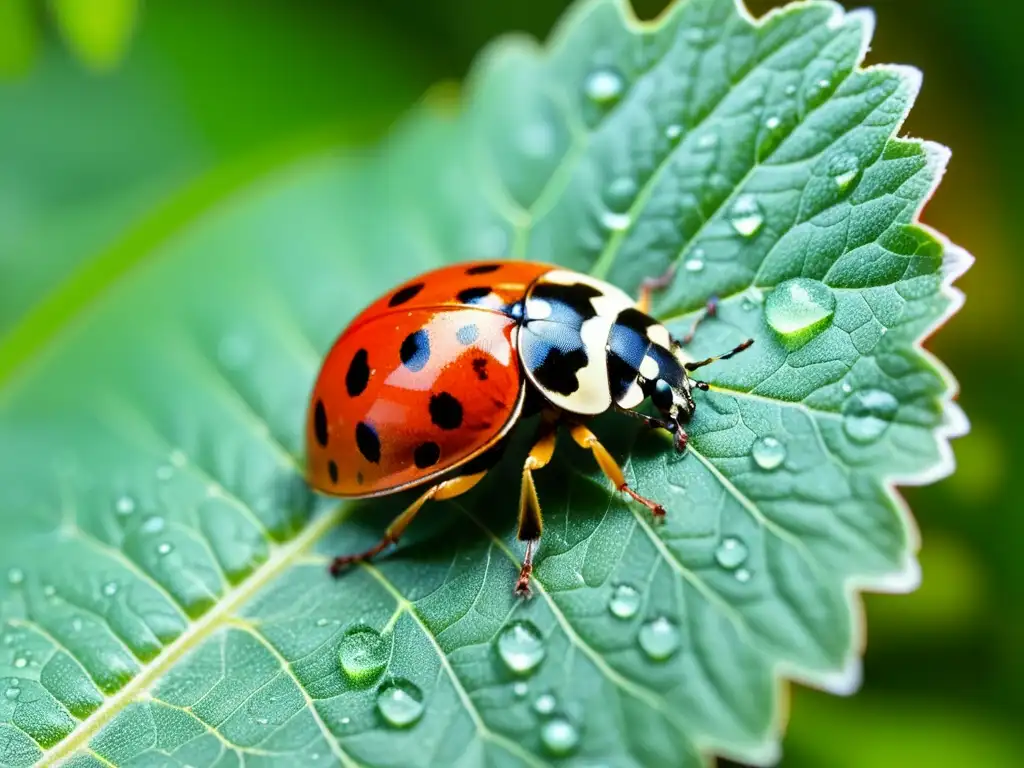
[0,0,968,766]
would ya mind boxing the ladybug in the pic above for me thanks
[306,261,751,595]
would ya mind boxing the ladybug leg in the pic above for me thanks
[514,426,558,597]
[683,338,754,372]
[329,471,487,576]
[568,423,666,519]
[636,263,678,315]
[678,296,719,345]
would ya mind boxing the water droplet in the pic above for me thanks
[683,253,705,272]
[496,621,545,675]
[5,687,19,700]
[141,516,165,534]
[830,152,861,195]
[697,132,719,150]
[316,618,330,627]
[103,582,118,597]
[601,210,632,232]
[785,84,798,96]
[714,537,749,570]
[169,450,187,468]
[513,681,528,697]
[376,679,424,728]
[842,389,899,444]
[751,436,786,471]
[606,177,637,210]
[584,67,625,105]
[338,627,388,684]
[7,569,23,586]
[519,121,555,159]
[765,116,781,130]
[340,717,350,725]
[256,717,269,725]
[114,495,135,515]
[638,617,680,661]
[533,693,557,715]
[71,619,83,633]
[765,278,836,342]
[13,658,26,669]
[156,543,173,556]
[841,382,853,393]
[155,465,173,481]
[42,585,55,598]
[608,584,641,619]
[541,717,580,757]
[684,27,706,45]
[735,568,752,583]
[665,123,683,142]
[729,195,764,238]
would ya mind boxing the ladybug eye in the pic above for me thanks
[652,379,673,412]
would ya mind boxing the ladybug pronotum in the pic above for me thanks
[306,261,751,595]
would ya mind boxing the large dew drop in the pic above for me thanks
[376,679,424,728]
[714,537,749,570]
[842,389,899,444]
[765,278,836,345]
[729,194,764,238]
[638,617,680,661]
[541,717,581,757]
[751,436,787,471]
[608,584,641,619]
[338,627,388,684]
[584,67,625,106]
[496,621,545,675]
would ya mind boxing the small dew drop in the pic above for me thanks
[141,516,165,534]
[7,568,23,586]
[13,658,27,669]
[584,67,625,105]
[533,693,557,716]
[665,123,683,141]
[541,717,581,757]
[519,121,555,159]
[338,627,388,684]
[638,617,680,661]
[256,717,269,726]
[157,543,173,556]
[714,537,749,570]
[842,389,899,444]
[684,27,707,45]
[765,116,781,130]
[751,436,787,471]
[4,687,19,700]
[729,194,764,238]
[316,618,330,627]
[785,84,798,96]
[606,176,638,209]
[103,582,119,597]
[513,681,528,698]
[71,619,83,633]
[608,584,641,619]
[601,210,632,232]
[697,132,719,150]
[765,278,836,342]
[155,465,173,481]
[735,568,752,583]
[340,717,350,725]
[842,382,853,393]
[114,495,135,516]
[169,450,187,468]
[683,254,705,273]
[376,679,425,728]
[42,585,55,598]
[497,621,546,675]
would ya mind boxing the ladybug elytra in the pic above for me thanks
[306,261,751,595]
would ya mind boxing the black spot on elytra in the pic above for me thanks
[356,471,364,485]
[429,392,463,430]
[472,357,489,381]
[457,286,492,305]
[355,422,381,464]
[328,460,339,484]
[466,263,502,275]
[607,352,639,403]
[529,281,603,323]
[389,282,425,307]
[456,324,479,345]
[313,400,329,447]
[532,346,589,396]
[414,441,441,469]
[345,348,370,397]
[399,330,430,372]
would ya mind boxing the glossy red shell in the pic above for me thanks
[306,260,555,498]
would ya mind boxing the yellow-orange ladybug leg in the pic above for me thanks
[329,471,487,575]
[514,426,558,597]
[568,423,666,518]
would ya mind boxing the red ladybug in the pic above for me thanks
[306,261,751,595]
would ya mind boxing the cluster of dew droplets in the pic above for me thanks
[716,536,752,584]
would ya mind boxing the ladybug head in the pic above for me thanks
[647,347,697,428]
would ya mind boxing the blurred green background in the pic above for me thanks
[0,0,1019,765]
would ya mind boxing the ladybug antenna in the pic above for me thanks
[684,338,754,373]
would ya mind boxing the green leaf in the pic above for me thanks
[49,0,139,72]
[0,0,967,766]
